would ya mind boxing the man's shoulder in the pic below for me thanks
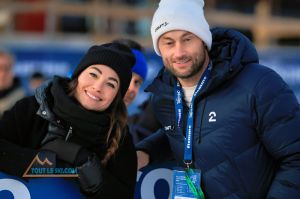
[237,63,277,82]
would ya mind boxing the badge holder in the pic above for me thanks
[172,162,205,199]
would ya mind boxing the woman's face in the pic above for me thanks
[74,64,120,111]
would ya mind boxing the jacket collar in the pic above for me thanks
[34,79,56,122]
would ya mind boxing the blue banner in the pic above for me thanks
[0,161,176,199]
[0,172,84,199]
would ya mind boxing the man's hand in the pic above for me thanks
[137,150,150,170]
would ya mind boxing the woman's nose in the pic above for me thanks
[93,81,104,92]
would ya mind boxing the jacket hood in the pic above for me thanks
[210,27,258,71]
[146,27,259,95]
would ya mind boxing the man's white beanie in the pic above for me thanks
[151,0,212,56]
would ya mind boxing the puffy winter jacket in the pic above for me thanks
[136,28,300,198]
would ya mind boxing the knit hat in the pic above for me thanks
[151,0,212,56]
[131,49,148,80]
[72,43,136,97]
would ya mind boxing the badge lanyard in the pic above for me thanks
[173,63,212,199]
[174,62,212,166]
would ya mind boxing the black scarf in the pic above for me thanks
[50,76,111,148]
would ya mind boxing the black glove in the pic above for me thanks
[41,139,92,166]
[77,154,104,194]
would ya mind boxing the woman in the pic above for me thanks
[0,43,137,198]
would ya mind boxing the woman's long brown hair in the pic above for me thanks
[101,90,128,165]
[68,79,128,166]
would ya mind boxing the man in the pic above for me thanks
[0,49,26,118]
[116,39,148,107]
[113,39,161,144]
[136,0,300,198]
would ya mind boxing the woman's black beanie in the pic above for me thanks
[72,43,136,97]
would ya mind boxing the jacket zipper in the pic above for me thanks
[198,98,207,143]
[65,126,73,141]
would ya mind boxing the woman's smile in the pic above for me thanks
[86,91,101,101]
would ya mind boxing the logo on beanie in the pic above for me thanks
[155,22,169,32]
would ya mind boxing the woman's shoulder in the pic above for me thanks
[14,95,39,111]
[2,96,40,122]
[1,95,42,134]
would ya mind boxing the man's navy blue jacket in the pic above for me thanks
[137,28,300,198]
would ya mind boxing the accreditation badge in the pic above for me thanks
[172,168,204,199]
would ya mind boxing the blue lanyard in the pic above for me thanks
[174,63,212,166]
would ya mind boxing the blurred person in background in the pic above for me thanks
[136,0,300,198]
[28,71,46,95]
[0,49,26,118]
[113,38,161,144]
[0,43,137,199]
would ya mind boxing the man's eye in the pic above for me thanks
[135,80,142,86]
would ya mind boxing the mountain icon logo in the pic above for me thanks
[23,154,78,178]
[35,156,53,166]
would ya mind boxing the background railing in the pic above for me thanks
[0,0,299,49]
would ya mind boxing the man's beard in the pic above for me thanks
[164,54,206,80]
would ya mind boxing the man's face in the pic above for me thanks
[123,72,143,106]
[158,30,208,87]
[0,54,14,90]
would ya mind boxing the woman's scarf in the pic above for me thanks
[50,77,111,148]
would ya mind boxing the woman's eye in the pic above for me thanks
[89,72,97,78]
[107,82,116,89]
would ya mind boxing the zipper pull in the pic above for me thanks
[65,126,73,141]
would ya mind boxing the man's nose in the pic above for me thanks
[173,43,186,58]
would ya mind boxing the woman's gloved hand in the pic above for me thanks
[41,139,92,167]
[77,154,104,194]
